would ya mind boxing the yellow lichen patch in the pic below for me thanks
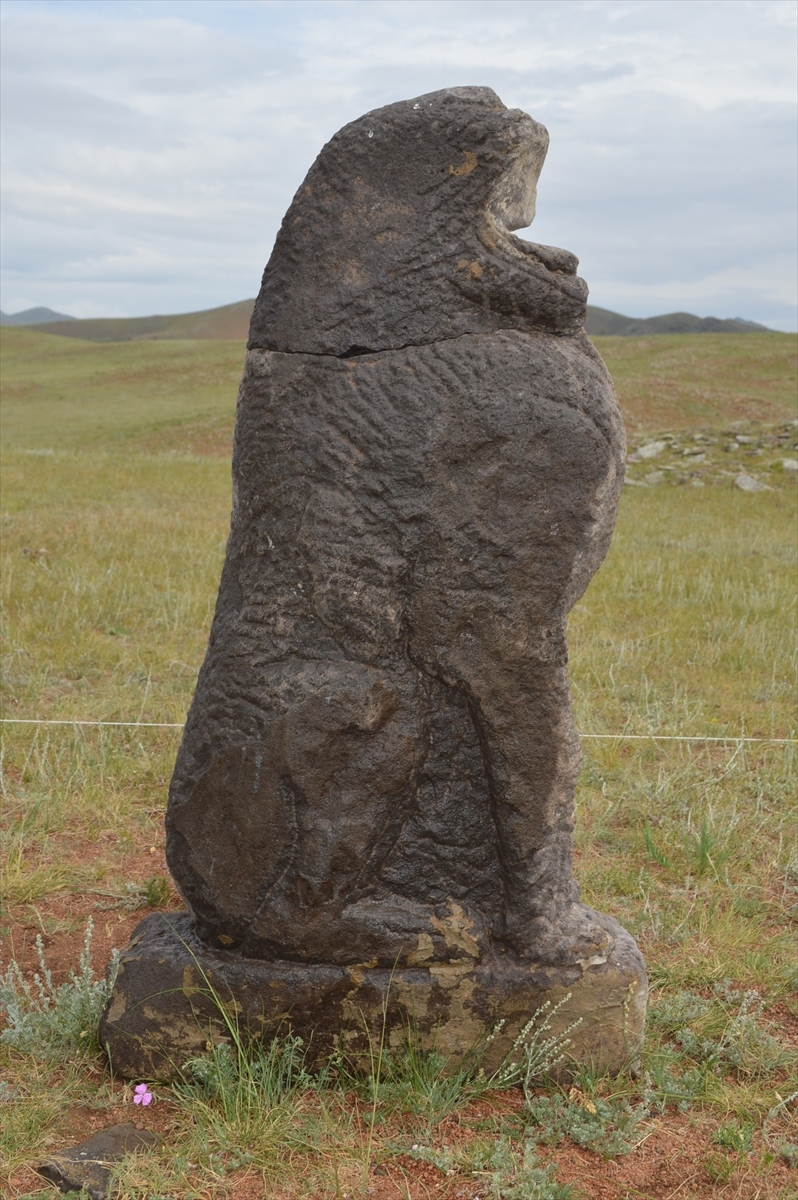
[430,900,480,957]
[427,961,473,987]
[345,958,379,987]
[103,988,127,1025]
[181,965,202,997]
[140,1007,207,1056]
[407,931,435,965]
[455,259,484,279]
[449,150,478,176]
[421,969,484,1057]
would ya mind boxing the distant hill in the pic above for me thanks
[584,306,771,336]
[0,306,77,326]
[20,300,256,343]
[6,300,773,343]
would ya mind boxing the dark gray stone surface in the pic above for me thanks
[36,1124,158,1200]
[100,912,646,1083]
[249,86,586,356]
[103,86,646,1078]
[166,330,625,968]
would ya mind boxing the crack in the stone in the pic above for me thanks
[247,325,582,359]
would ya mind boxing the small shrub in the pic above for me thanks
[704,1150,735,1184]
[183,1031,313,1110]
[333,1011,508,1124]
[648,981,790,1082]
[776,1141,798,1169]
[490,995,583,1102]
[712,1120,754,1153]
[524,1087,652,1158]
[175,1031,313,1169]
[644,1057,705,1112]
[144,876,171,908]
[685,815,729,876]
[107,876,171,911]
[0,918,118,1059]
[644,823,668,866]
[762,1088,798,1168]
[357,1031,478,1121]
[481,1137,576,1199]
[410,1136,575,1199]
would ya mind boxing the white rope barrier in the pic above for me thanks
[0,718,794,743]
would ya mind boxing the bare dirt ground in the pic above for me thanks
[3,820,796,1200]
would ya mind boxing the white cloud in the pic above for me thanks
[592,259,798,333]
[1,0,795,327]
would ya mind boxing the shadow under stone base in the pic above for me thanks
[100,912,647,1082]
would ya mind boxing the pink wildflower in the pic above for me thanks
[133,1083,153,1106]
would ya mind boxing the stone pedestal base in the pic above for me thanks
[100,912,646,1082]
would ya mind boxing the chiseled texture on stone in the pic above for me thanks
[104,86,646,1078]
[167,330,625,969]
[248,86,586,355]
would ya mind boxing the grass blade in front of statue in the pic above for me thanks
[161,935,320,1174]
[335,1003,504,1122]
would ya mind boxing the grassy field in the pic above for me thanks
[1,326,796,1199]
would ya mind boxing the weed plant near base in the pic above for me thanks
[489,997,584,1104]
[0,918,118,1059]
[343,1028,484,1125]
[171,1036,316,1176]
[1,330,797,1198]
[410,1136,577,1199]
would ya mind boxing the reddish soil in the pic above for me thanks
[5,1081,795,1200]
[3,817,796,1199]
[2,836,177,984]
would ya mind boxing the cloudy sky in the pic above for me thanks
[1,0,796,329]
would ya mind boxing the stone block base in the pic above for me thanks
[99,912,647,1082]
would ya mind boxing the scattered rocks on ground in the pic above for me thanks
[623,421,797,489]
[734,473,770,492]
[635,440,668,459]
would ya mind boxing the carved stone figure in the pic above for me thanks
[101,86,646,1080]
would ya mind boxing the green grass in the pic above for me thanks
[1,329,797,1197]
[592,332,797,432]
[0,326,242,449]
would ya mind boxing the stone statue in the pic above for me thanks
[101,87,646,1079]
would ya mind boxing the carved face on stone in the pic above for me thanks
[249,86,586,355]
[487,125,549,231]
[311,86,551,244]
